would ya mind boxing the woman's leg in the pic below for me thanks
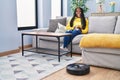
[71,29,81,39]
[63,30,72,48]
[63,30,81,48]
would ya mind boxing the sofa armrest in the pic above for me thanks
[72,34,87,44]
[33,28,48,32]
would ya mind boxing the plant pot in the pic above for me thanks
[110,5,115,12]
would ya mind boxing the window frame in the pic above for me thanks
[61,0,63,16]
[17,0,38,30]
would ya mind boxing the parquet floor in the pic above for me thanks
[42,54,120,80]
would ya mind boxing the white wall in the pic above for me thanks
[37,0,51,28]
[43,0,51,27]
[0,0,51,53]
[0,0,19,52]
[63,0,68,16]
[67,0,120,17]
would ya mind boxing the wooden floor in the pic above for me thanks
[42,54,120,80]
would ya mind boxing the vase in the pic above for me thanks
[111,5,115,12]
[97,4,104,13]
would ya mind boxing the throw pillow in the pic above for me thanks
[114,16,120,34]
[88,16,117,33]
[55,23,66,33]
[56,16,72,25]
[47,17,66,32]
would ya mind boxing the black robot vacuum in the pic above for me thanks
[66,63,90,75]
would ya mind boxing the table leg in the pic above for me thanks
[36,35,38,49]
[70,35,72,57]
[22,34,24,56]
[57,37,60,62]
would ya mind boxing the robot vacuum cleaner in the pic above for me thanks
[66,63,90,75]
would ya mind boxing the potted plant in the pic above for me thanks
[71,0,89,13]
[109,1,116,12]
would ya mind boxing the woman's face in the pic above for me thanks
[76,8,81,18]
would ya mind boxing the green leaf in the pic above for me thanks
[71,0,89,13]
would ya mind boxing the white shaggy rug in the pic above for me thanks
[0,52,81,80]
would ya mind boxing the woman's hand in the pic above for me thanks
[74,25,82,31]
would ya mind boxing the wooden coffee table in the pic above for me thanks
[21,31,72,62]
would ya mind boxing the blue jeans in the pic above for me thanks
[63,29,81,48]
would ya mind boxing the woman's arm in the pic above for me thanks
[66,20,74,30]
[82,19,88,34]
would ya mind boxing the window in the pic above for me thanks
[16,0,38,30]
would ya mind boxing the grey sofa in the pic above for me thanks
[33,16,120,70]
[33,16,120,52]
[32,17,84,54]
[81,16,120,70]
[32,29,84,54]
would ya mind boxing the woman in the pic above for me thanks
[61,7,88,50]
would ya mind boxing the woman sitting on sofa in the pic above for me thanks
[61,7,88,50]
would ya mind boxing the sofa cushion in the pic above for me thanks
[39,34,85,45]
[114,16,120,34]
[88,16,117,33]
[55,23,66,33]
[47,18,66,32]
[56,16,72,24]
[39,36,64,42]
[72,34,86,44]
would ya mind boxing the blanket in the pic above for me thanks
[80,34,120,48]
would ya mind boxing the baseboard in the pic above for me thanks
[19,44,32,50]
[0,44,32,57]
[0,49,20,57]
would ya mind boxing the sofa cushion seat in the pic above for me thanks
[83,48,120,55]
[39,36,64,42]
[39,34,85,45]
[80,33,120,48]
[72,34,86,44]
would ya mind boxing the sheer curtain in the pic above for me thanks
[51,0,61,19]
